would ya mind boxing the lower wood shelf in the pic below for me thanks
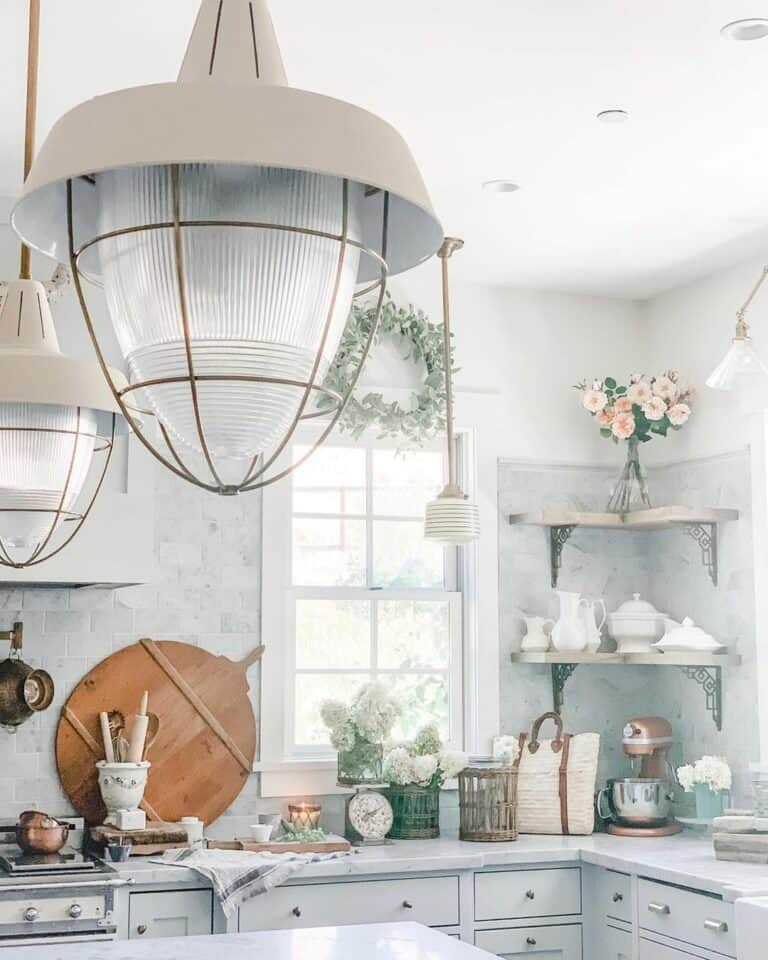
[510,651,740,730]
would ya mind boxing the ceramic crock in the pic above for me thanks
[97,761,150,822]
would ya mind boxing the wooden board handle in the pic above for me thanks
[240,644,265,671]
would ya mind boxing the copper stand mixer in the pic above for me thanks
[597,717,682,837]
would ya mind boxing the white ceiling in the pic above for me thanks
[3,0,768,298]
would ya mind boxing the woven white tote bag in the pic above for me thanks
[514,712,600,835]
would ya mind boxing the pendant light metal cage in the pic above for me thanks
[0,409,116,569]
[66,172,391,495]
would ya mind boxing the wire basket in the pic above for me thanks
[458,765,518,842]
[385,785,440,839]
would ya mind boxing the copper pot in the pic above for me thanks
[16,811,69,854]
[0,625,54,728]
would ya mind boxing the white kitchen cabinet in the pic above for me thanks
[605,923,632,960]
[238,875,459,932]
[128,890,213,940]
[596,869,633,924]
[475,923,582,959]
[638,879,735,958]
[475,868,582,922]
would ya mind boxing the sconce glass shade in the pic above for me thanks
[706,336,768,390]
[0,278,127,566]
[424,494,480,546]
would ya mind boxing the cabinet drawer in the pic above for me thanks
[606,923,632,960]
[639,879,735,957]
[597,869,632,923]
[476,924,582,959]
[640,937,707,959]
[238,875,459,931]
[128,890,213,940]
[475,869,581,921]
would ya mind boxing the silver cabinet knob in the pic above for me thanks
[703,919,728,933]
[136,925,147,935]
[647,902,670,915]
[612,892,624,903]
[23,907,39,923]
[292,907,301,918]
[68,904,83,919]
[402,900,413,909]
[525,889,535,900]
[525,937,537,946]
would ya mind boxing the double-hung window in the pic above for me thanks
[260,433,464,781]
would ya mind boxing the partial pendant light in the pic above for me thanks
[13,0,442,495]
[424,239,480,546]
[0,0,127,569]
[707,265,768,390]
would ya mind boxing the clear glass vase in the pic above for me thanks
[337,740,383,786]
[606,436,651,514]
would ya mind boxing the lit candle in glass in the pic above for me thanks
[288,802,322,830]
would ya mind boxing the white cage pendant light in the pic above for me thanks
[707,265,768,390]
[13,0,442,494]
[424,239,480,546]
[0,0,127,569]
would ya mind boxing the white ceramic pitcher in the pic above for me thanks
[581,598,607,653]
[551,590,588,652]
[521,616,554,652]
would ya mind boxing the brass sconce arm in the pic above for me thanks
[0,622,23,652]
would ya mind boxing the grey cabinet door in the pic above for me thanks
[128,890,213,940]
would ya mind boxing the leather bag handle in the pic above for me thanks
[528,711,564,754]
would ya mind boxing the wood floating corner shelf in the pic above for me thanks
[508,506,739,588]
[510,651,741,731]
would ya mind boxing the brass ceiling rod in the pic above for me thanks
[19,0,40,281]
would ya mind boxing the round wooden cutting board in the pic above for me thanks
[56,639,263,826]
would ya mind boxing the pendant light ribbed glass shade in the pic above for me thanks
[706,337,768,390]
[0,402,97,548]
[89,164,362,485]
[424,496,480,545]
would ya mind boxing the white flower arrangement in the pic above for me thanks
[383,723,468,788]
[677,756,732,794]
[320,682,401,750]
[492,735,521,766]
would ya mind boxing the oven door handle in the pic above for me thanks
[0,877,134,893]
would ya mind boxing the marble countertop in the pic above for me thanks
[114,833,768,902]
[0,922,482,960]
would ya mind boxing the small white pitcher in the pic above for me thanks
[581,598,607,653]
[521,616,554,652]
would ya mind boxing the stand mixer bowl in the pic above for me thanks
[599,778,674,826]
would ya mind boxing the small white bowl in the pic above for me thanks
[249,823,273,842]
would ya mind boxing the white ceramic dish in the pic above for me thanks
[653,617,726,653]
[607,593,671,653]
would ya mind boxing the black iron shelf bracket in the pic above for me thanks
[681,522,718,586]
[549,525,576,588]
[678,665,723,731]
[551,663,579,715]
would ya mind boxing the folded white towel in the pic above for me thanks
[154,848,351,918]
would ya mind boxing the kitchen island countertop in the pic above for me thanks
[0,922,482,960]
[114,832,768,902]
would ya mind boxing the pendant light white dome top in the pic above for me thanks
[12,0,442,281]
[12,0,442,496]
[0,277,129,561]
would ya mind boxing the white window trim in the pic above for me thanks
[259,428,477,797]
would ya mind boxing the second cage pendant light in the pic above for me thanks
[424,239,480,546]
[12,0,442,495]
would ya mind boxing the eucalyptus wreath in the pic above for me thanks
[320,293,453,444]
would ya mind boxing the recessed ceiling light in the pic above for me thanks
[597,109,629,124]
[721,18,768,41]
[483,180,520,194]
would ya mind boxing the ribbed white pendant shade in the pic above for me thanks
[424,496,480,545]
[423,238,479,547]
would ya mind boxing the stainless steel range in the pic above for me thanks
[0,821,129,946]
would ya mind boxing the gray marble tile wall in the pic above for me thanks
[498,451,758,806]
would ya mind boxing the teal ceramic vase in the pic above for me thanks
[694,783,726,820]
